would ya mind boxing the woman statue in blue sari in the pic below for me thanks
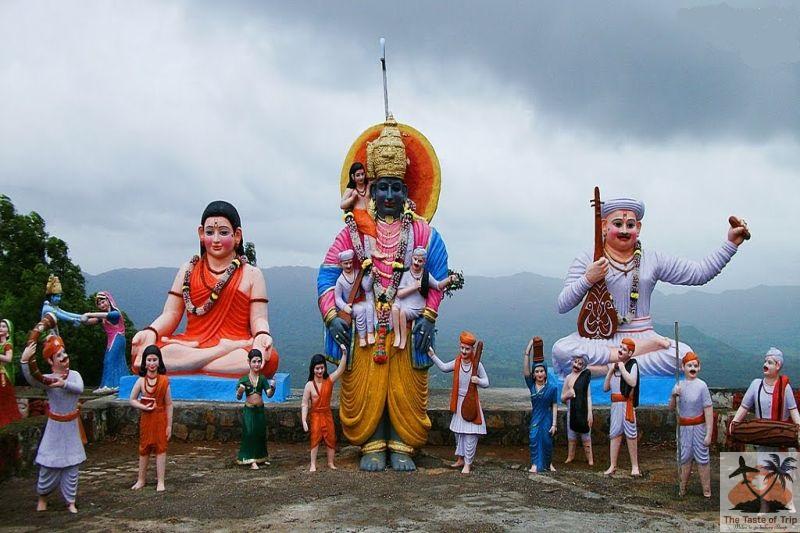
[81,291,130,394]
[523,337,558,473]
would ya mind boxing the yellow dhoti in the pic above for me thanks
[339,332,430,450]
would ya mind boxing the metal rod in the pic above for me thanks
[674,321,682,494]
[380,37,389,120]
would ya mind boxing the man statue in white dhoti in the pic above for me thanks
[552,197,750,376]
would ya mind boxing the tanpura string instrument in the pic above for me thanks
[577,186,618,339]
[460,340,483,423]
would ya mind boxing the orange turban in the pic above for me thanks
[459,331,477,346]
[621,338,635,352]
[43,335,65,360]
[682,352,699,365]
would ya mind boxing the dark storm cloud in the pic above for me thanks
[222,0,799,141]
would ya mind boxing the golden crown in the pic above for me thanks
[366,114,408,180]
[45,274,62,295]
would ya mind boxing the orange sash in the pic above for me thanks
[47,408,88,444]
[679,414,705,426]
[611,393,635,423]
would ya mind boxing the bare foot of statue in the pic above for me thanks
[390,452,416,471]
[250,462,259,470]
[359,337,367,348]
[156,482,166,492]
[360,451,386,472]
[36,497,47,512]
[328,463,338,470]
[630,468,642,478]
[161,338,199,347]
[564,455,574,464]
[461,464,471,474]
[528,465,537,473]
[309,464,317,472]
[131,480,145,490]
[550,464,556,472]
[603,466,616,476]
[367,332,375,345]
[67,502,77,514]
[451,458,465,468]
[218,338,251,352]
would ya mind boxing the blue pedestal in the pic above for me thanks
[118,373,291,403]
[554,374,674,405]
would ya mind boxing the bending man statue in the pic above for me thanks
[552,197,749,376]
[317,116,449,471]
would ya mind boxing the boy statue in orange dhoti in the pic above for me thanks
[302,350,348,472]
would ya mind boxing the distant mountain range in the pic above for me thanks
[85,267,799,389]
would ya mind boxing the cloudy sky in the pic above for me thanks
[1,0,798,293]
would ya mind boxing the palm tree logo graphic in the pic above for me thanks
[728,454,797,513]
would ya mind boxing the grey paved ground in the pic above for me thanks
[0,439,719,532]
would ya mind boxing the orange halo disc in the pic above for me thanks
[340,121,441,223]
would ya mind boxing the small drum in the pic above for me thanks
[730,419,799,448]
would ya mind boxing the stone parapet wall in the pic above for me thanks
[0,386,762,479]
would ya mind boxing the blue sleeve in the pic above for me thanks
[425,227,448,280]
[106,310,121,324]
[410,227,448,370]
[317,266,342,298]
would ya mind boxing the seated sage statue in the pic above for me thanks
[131,201,276,377]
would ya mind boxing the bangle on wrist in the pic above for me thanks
[254,330,271,339]
[144,326,159,338]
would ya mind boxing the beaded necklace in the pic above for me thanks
[621,241,642,324]
[183,254,248,316]
[344,206,414,362]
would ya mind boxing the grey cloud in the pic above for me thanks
[226,0,800,142]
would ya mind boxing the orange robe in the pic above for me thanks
[310,378,336,449]
[352,208,377,238]
[157,259,282,378]
[139,375,170,456]
[163,260,251,350]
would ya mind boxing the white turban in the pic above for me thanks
[602,198,645,221]
[765,347,784,366]
[572,353,589,365]
[412,247,427,258]
[338,250,355,262]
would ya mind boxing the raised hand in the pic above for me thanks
[727,216,750,246]
[21,343,36,363]
[585,258,609,284]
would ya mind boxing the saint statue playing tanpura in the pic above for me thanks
[131,201,278,377]
[317,114,451,471]
[552,195,750,376]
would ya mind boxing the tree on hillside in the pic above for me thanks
[0,195,130,386]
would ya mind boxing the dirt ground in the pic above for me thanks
[0,439,719,532]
